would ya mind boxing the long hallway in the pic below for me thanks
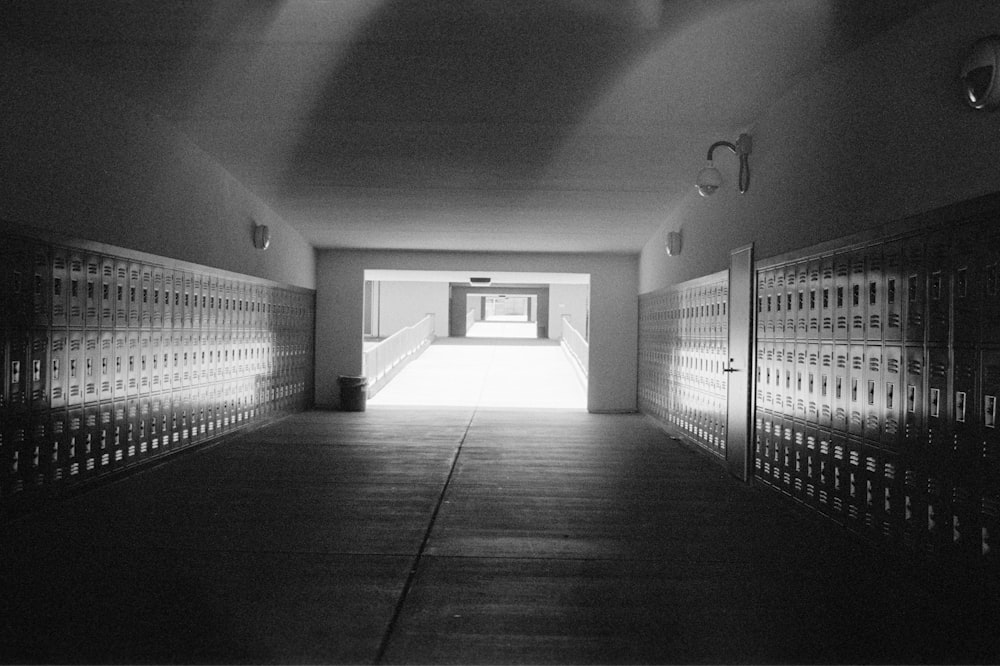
[2,408,997,664]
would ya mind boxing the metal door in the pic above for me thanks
[726,244,754,481]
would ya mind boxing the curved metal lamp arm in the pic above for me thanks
[704,135,751,194]
[706,141,737,161]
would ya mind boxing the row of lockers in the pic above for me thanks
[754,412,999,567]
[638,275,729,459]
[2,328,312,412]
[638,283,728,340]
[1,237,313,331]
[0,230,317,511]
[756,226,1000,346]
[756,342,1000,462]
[1,378,311,499]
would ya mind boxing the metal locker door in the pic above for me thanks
[192,274,203,330]
[983,488,1000,571]
[48,409,68,483]
[123,398,138,460]
[863,345,883,444]
[862,444,883,534]
[865,244,884,342]
[806,343,820,423]
[66,332,84,407]
[882,346,903,452]
[69,253,85,328]
[171,332,183,388]
[113,332,127,400]
[99,332,113,402]
[833,253,850,341]
[189,387,203,442]
[162,270,174,331]
[98,405,113,470]
[829,433,849,518]
[159,335,171,392]
[168,395,181,446]
[26,414,47,489]
[926,231,951,346]
[5,414,28,495]
[31,246,51,328]
[150,334,161,393]
[181,272,193,330]
[139,333,151,395]
[140,264,152,329]
[846,344,865,438]
[111,401,127,464]
[126,263,140,328]
[172,272,184,329]
[983,351,1000,488]
[114,261,128,327]
[819,344,834,429]
[149,395,163,452]
[903,237,926,345]
[50,331,68,410]
[755,344,766,411]
[180,333,192,388]
[784,266,797,338]
[848,251,866,341]
[137,398,151,456]
[85,254,100,329]
[82,405,99,475]
[83,332,99,405]
[883,241,903,343]
[794,343,808,420]
[880,449,904,544]
[952,348,980,484]
[0,238,30,326]
[100,257,115,329]
[903,346,926,455]
[151,267,163,330]
[794,261,809,337]
[927,346,951,461]
[51,248,68,328]
[28,331,48,412]
[806,259,821,339]
[126,332,139,398]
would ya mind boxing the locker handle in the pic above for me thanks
[722,359,740,373]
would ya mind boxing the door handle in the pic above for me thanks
[722,358,739,373]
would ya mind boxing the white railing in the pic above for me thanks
[363,314,436,395]
[466,308,477,332]
[561,315,589,377]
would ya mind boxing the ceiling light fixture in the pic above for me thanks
[696,133,752,197]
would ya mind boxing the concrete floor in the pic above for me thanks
[2,406,998,664]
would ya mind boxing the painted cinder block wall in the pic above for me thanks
[1,42,315,291]
[639,3,1000,293]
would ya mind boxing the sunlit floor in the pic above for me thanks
[368,336,587,409]
[465,319,537,338]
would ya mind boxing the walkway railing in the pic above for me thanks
[466,308,476,333]
[560,315,589,378]
[363,314,436,396]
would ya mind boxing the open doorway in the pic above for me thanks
[361,270,590,408]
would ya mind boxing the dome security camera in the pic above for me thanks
[961,35,1000,110]
[696,165,723,197]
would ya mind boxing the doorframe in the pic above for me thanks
[725,243,755,481]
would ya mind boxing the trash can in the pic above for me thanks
[338,375,368,412]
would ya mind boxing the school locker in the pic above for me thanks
[31,246,51,328]
[902,237,926,345]
[49,331,68,409]
[883,241,903,343]
[882,346,903,452]
[926,232,950,346]
[99,332,114,402]
[85,254,101,328]
[127,262,141,328]
[51,248,68,328]
[863,346,883,444]
[83,332,99,404]
[69,253,85,328]
[112,401,128,464]
[848,345,865,438]
[865,244,883,341]
[28,331,48,411]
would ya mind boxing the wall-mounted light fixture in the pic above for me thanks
[696,133,752,197]
[665,230,682,256]
[961,35,1000,110]
[253,223,271,251]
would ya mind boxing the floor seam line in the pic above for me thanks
[373,406,477,664]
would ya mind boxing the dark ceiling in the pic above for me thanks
[6,1,930,252]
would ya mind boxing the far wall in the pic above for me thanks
[371,281,450,338]
[316,251,636,413]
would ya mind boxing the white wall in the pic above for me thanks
[549,284,590,340]
[0,42,315,289]
[639,2,1000,294]
[375,281,450,338]
[316,251,637,413]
